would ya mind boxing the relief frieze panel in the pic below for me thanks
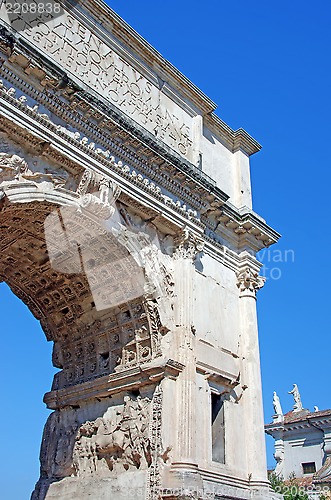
[0,131,75,189]
[73,395,152,476]
[0,79,201,220]
[34,386,164,496]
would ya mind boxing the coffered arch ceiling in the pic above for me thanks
[0,194,167,392]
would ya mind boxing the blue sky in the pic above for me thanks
[1,0,331,497]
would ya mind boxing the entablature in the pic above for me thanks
[44,358,184,410]
[0,24,280,261]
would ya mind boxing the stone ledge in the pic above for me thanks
[44,358,184,409]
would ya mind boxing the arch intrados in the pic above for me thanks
[0,191,147,342]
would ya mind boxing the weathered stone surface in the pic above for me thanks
[0,2,282,499]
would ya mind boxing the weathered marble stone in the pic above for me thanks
[0,2,282,499]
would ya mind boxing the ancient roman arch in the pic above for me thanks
[0,2,281,499]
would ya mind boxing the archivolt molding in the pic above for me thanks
[0,180,176,396]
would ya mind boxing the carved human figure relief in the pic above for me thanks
[77,168,121,219]
[0,147,69,188]
[73,396,151,477]
[0,152,29,182]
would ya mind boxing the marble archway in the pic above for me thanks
[0,161,176,499]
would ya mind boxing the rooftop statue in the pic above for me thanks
[273,391,283,418]
[288,383,303,412]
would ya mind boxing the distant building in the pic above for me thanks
[265,385,331,498]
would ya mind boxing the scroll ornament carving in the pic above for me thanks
[73,396,151,476]
[147,385,164,499]
[236,267,265,297]
[274,445,285,477]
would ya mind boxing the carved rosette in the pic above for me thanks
[236,267,265,298]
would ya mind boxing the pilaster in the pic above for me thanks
[168,231,203,484]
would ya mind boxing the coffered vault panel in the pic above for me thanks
[0,2,281,499]
[0,199,167,391]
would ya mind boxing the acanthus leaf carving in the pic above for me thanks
[236,267,265,298]
[173,226,204,261]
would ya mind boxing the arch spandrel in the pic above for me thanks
[0,15,282,495]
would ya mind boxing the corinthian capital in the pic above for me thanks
[236,267,265,298]
[173,227,204,261]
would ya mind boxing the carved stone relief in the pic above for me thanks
[39,409,79,481]
[0,79,201,221]
[236,267,265,298]
[0,158,174,392]
[0,152,29,181]
[52,298,167,390]
[0,134,72,189]
[73,396,151,476]
[6,9,193,159]
[32,385,166,499]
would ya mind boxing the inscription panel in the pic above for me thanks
[1,7,194,159]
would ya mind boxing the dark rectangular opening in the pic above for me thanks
[211,393,225,464]
[302,462,316,474]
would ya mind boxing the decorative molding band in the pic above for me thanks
[44,358,185,409]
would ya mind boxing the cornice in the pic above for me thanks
[44,358,184,409]
[204,113,262,156]
[0,86,280,255]
[75,1,263,157]
[265,416,331,436]
[1,11,261,159]
[0,34,224,202]
[0,29,280,259]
